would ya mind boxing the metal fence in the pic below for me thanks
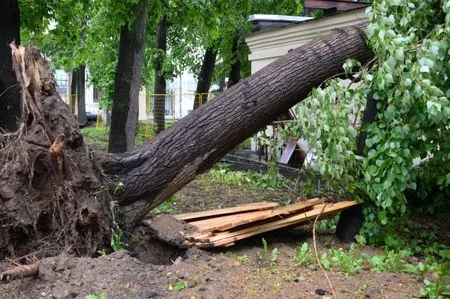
[64,92,217,130]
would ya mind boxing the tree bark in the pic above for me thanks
[99,24,373,230]
[108,0,148,153]
[153,17,167,134]
[0,0,21,132]
[336,95,377,242]
[193,48,217,109]
[218,77,226,92]
[76,66,87,124]
[70,70,77,114]
[227,36,241,88]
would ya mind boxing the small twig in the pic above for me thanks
[312,203,336,298]
[5,258,22,267]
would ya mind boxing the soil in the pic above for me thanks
[0,175,429,299]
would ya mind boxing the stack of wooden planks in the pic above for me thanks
[175,198,360,248]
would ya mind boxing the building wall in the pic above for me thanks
[246,8,368,73]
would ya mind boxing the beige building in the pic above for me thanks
[246,7,368,73]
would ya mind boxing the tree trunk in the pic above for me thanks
[76,66,87,124]
[0,0,21,132]
[218,77,226,92]
[193,48,218,109]
[70,71,77,114]
[108,0,148,153]
[336,95,377,242]
[101,24,373,230]
[227,36,241,88]
[153,17,167,134]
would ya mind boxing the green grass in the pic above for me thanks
[81,126,109,150]
[81,121,178,151]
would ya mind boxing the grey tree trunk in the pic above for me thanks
[193,48,217,109]
[154,17,167,134]
[0,0,21,132]
[108,0,148,153]
[76,66,87,124]
[227,36,241,88]
[336,95,377,242]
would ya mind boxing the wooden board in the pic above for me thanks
[188,201,359,247]
[174,202,279,221]
[279,138,298,164]
[189,198,324,233]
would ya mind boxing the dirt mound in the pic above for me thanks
[0,250,169,298]
[0,233,423,299]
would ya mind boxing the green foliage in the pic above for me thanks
[111,226,124,251]
[319,252,331,270]
[279,0,450,233]
[282,273,295,282]
[360,216,450,261]
[256,237,278,266]
[81,127,110,150]
[257,237,269,262]
[329,244,365,275]
[236,254,249,264]
[293,242,312,265]
[369,250,411,272]
[151,195,178,214]
[169,281,188,291]
[236,138,252,150]
[420,262,450,299]
[257,134,282,189]
[271,247,279,266]
[114,182,125,194]
[85,293,107,299]
[208,163,289,190]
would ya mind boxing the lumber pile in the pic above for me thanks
[174,198,360,248]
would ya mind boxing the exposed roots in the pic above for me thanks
[0,45,112,260]
[0,261,39,282]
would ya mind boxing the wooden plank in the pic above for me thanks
[211,198,324,232]
[174,202,279,221]
[195,201,359,247]
[189,210,274,233]
[279,138,298,164]
[187,198,323,233]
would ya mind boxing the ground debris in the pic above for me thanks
[0,261,40,282]
[142,214,198,247]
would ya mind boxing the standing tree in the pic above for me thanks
[0,0,21,132]
[108,0,149,153]
[153,16,168,134]
[193,48,218,109]
[75,65,87,123]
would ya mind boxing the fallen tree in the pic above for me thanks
[0,24,372,259]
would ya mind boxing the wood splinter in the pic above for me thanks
[49,134,64,175]
[0,261,40,282]
[9,41,22,65]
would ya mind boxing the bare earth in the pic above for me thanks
[0,176,424,299]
